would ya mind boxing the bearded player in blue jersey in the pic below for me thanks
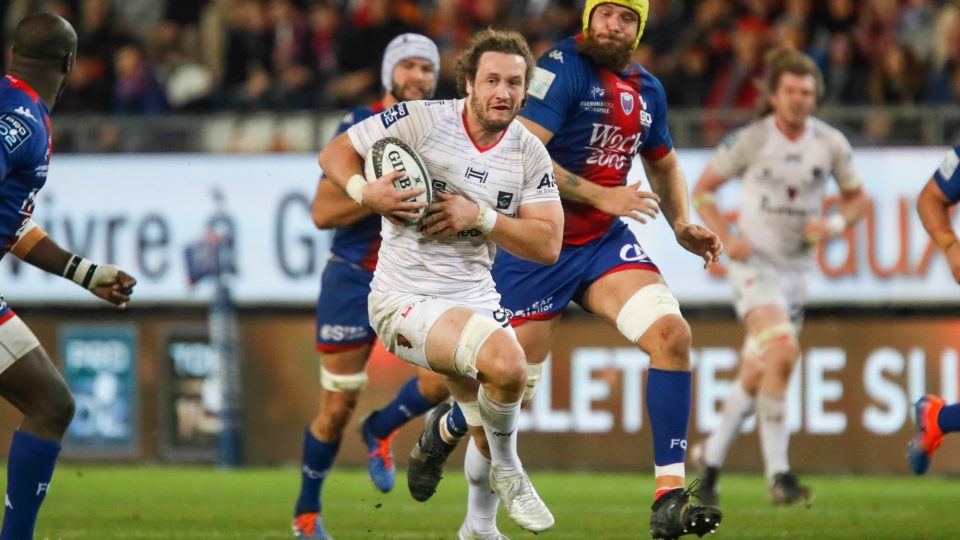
[406,2,723,539]
[291,33,467,540]
[908,146,960,476]
[0,13,137,540]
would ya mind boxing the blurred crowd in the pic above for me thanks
[6,0,960,115]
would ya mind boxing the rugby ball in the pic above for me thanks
[363,137,433,226]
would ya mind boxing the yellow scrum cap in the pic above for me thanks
[582,0,649,50]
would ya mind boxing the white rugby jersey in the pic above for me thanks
[347,99,559,304]
[711,115,861,268]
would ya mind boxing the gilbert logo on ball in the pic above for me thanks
[364,136,433,226]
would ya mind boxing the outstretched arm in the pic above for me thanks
[643,150,723,267]
[917,178,960,284]
[11,222,136,307]
[311,177,373,229]
[518,117,661,223]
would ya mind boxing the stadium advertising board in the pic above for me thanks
[158,326,221,462]
[502,317,960,473]
[0,149,956,306]
[59,325,139,458]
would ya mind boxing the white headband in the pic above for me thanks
[381,33,440,97]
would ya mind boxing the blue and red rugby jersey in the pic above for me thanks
[520,35,673,245]
[325,101,385,271]
[933,146,960,205]
[0,75,53,320]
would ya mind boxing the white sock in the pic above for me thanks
[758,392,790,480]
[464,437,500,534]
[477,385,522,475]
[704,382,756,468]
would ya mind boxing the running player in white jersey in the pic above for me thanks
[691,48,867,506]
[319,29,563,538]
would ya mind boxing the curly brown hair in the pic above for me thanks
[454,28,535,96]
[759,47,824,116]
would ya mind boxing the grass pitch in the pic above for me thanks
[29,466,960,539]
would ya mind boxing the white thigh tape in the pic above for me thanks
[615,284,682,343]
[453,314,500,379]
[320,366,368,392]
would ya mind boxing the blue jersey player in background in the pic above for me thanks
[0,13,137,540]
[407,2,724,540]
[908,146,960,475]
[509,4,722,537]
[291,33,462,540]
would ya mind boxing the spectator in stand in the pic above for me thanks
[327,0,420,107]
[112,41,167,113]
[926,5,960,105]
[265,0,315,109]
[664,41,712,107]
[221,0,273,110]
[308,0,341,109]
[820,31,869,105]
[868,41,926,105]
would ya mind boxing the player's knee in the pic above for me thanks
[645,315,692,369]
[36,386,75,437]
[478,340,526,395]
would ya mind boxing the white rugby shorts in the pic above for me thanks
[0,312,41,375]
[726,257,810,331]
[368,290,513,370]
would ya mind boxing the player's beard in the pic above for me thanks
[576,35,633,72]
[392,80,432,102]
[470,93,518,133]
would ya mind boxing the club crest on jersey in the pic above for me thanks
[548,49,564,63]
[620,93,634,114]
[0,114,32,152]
[380,103,409,128]
[497,191,514,209]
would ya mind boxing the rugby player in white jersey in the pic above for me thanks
[319,29,563,538]
[691,47,867,506]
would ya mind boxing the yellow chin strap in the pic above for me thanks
[582,0,649,50]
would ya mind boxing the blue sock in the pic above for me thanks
[445,402,469,438]
[938,403,960,434]
[1,430,61,540]
[294,429,340,516]
[646,368,692,475]
[366,378,435,439]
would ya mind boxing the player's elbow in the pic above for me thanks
[311,201,338,229]
[535,220,563,265]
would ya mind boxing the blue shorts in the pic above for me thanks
[493,222,660,323]
[315,257,377,351]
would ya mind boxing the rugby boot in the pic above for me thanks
[361,414,397,493]
[291,512,333,539]
[456,521,511,540]
[769,471,813,507]
[408,401,456,501]
[489,465,554,533]
[649,482,722,540]
[908,395,945,475]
